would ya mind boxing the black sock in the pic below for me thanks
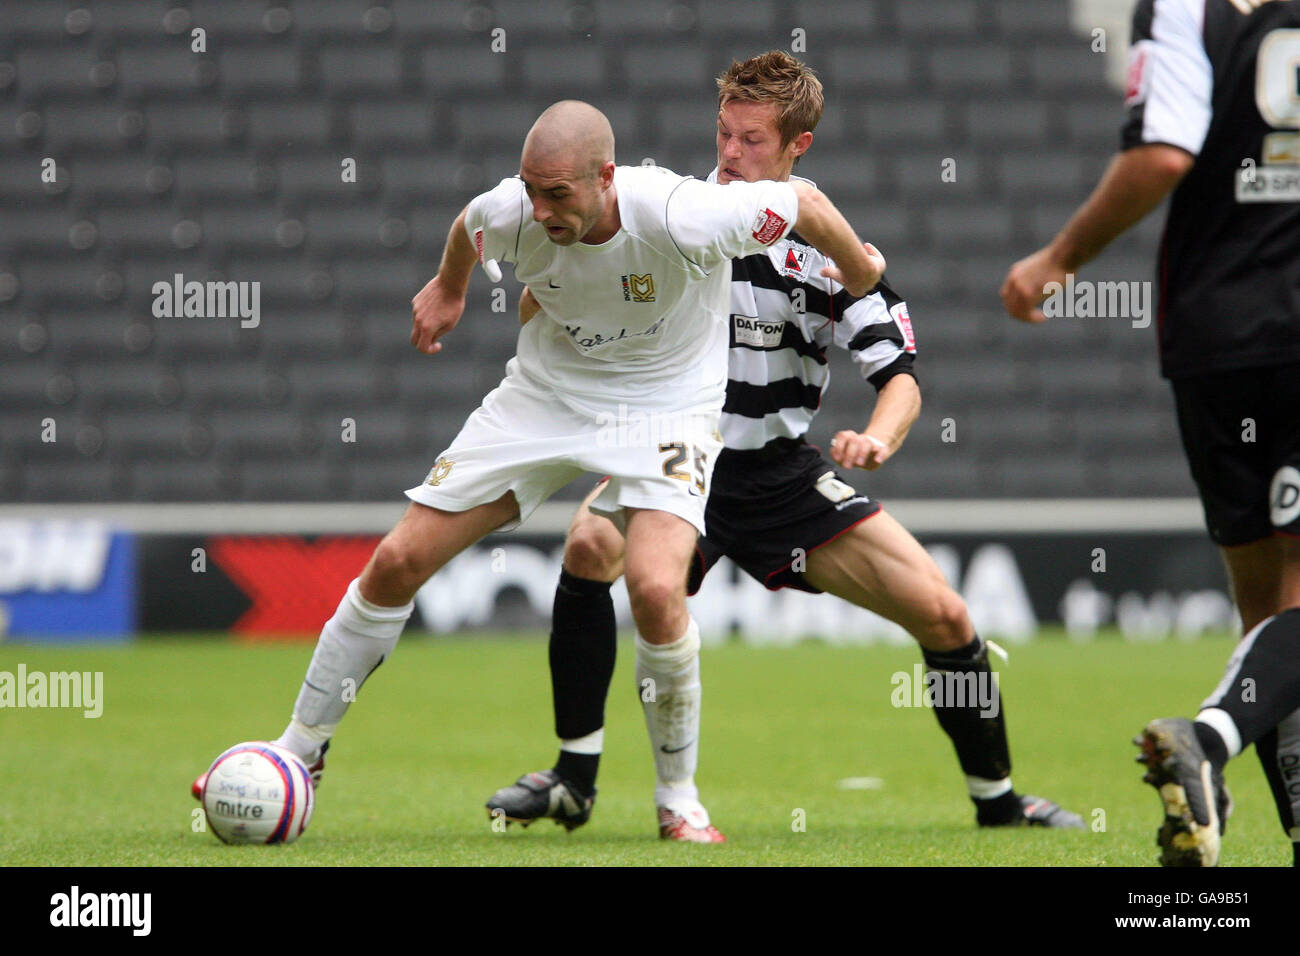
[554,750,600,798]
[548,569,616,795]
[1204,608,1300,751]
[921,635,1013,784]
[1195,722,1229,771]
[973,789,1022,826]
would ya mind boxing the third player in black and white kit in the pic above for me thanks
[489,52,1083,843]
[1003,0,1300,866]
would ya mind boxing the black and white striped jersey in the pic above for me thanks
[708,172,917,451]
[1122,0,1300,378]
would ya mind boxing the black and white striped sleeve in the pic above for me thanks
[1121,0,1212,156]
[831,279,917,390]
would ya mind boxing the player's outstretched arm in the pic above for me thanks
[787,180,885,297]
[1001,144,1194,323]
[830,373,920,471]
[411,208,480,355]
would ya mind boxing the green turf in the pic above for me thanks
[0,629,1287,866]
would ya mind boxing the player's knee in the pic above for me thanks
[625,574,683,620]
[564,520,622,582]
[369,535,432,595]
[916,587,972,649]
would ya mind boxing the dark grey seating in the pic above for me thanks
[1,0,1192,503]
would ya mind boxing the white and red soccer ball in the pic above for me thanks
[199,742,314,844]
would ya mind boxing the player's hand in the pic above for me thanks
[1001,248,1067,324]
[519,286,540,325]
[410,275,467,355]
[830,430,893,471]
[821,242,886,297]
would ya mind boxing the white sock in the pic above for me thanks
[1195,708,1243,760]
[560,728,604,755]
[967,775,1014,800]
[275,578,413,758]
[635,617,702,807]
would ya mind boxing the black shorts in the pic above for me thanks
[686,438,882,595]
[1171,362,1300,547]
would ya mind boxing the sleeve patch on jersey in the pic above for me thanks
[890,302,917,353]
[1125,41,1152,108]
[473,226,485,264]
[752,207,789,246]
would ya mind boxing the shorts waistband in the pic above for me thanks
[717,436,809,467]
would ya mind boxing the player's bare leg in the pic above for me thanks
[802,509,969,652]
[624,506,724,842]
[803,509,1082,828]
[1220,536,1300,633]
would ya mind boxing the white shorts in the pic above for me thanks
[405,367,723,534]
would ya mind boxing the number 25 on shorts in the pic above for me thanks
[659,442,708,496]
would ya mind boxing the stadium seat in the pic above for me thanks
[129,457,230,501]
[783,0,882,37]
[624,45,709,92]
[896,0,982,36]
[319,45,404,93]
[696,0,777,36]
[828,46,912,93]
[218,44,303,95]
[992,0,1072,37]
[15,46,107,97]
[348,100,436,149]
[926,45,1015,92]
[246,101,334,149]
[520,44,607,93]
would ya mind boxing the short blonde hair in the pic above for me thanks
[715,51,824,147]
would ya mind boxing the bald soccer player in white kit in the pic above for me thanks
[190,101,885,830]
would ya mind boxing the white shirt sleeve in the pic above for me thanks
[663,178,800,270]
[463,177,527,266]
[1123,0,1212,156]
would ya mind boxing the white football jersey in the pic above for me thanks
[463,164,799,417]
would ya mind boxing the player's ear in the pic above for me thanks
[789,131,813,160]
[598,161,615,189]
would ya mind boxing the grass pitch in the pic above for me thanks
[0,629,1287,866]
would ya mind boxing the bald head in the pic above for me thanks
[522,100,615,179]
[518,101,620,246]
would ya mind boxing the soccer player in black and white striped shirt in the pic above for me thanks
[487,52,1082,841]
[1004,0,1300,867]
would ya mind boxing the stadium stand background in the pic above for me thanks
[0,0,1187,504]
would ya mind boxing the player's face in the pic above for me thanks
[716,100,802,185]
[519,156,607,245]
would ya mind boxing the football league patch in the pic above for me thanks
[890,302,917,353]
[752,207,789,246]
[1125,41,1152,108]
